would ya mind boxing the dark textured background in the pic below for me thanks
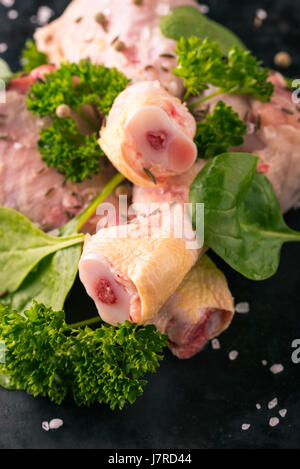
[0,0,300,450]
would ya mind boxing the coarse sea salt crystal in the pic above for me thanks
[256,403,261,410]
[269,417,279,427]
[0,43,8,53]
[229,350,239,361]
[199,4,210,14]
[211,338,221,350]
[7,9,18,20]
[262,360,268,366]
[242,423,250,431]
[31,6,54,26]
[49,418,64,430]
[42,421,50,432]
[268,398,278,410]
[155,3,170,16]
[279,409,287,418]
[0,0,15,8]
[235,302,250,314]
[270,363,284,375]
[256,8,268,20]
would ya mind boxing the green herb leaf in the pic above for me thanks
[0,302,167,409]
[0,58,13,83]
[38,118,105,183]
[174,37,273,103]
[20,39,48,74]
[26,60,129,182]
[160,5,246,54]
[0,208,84,293]
[1,173,125,312]
[195,101,247,159]
[190,153,300,280]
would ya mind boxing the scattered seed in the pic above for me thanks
[45,188,55,198]
[143,168,157,185]
[110,36,119,45]
[74,16,82,24]
[274,51,292,68]
[94,12,105,25]
[0,290,7,298]
[281,107,294,115]
[114,40,126,52]
[56,104,71,119]
[94,12,108,31]
[243,110,249,122]
[256,114,261,130]
[0,136,12,141]
[268,398,278,410]
[161,66,169,72]
[131,0,143,5]
[144,64,154,71]
[269,417,279,427]
[254,17,263,28]
[37,167,47,175]
[159,53,175,59]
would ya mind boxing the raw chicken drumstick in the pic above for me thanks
[99,81,197,187]
[34,0,200,97]
[79,221,201,326]
[149,255,234,359]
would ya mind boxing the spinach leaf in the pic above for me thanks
[160,6,246,55]
[0,208,84,293]
[0,58,13,83]
[1,173,125,311]
[190,153,300,280]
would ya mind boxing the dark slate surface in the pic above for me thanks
[0,0,300,450]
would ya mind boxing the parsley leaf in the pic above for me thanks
[195,101,247,159]
[26,60,129,182]
[174,37,274,104]
[0,302,167,409]
[20,39,48,73]
[38,118,105,182]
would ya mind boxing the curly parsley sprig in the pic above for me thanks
[0,302,167,410]
[174,37,274,106]
[26,60,129,182]
[195,101,247,159]
[20,39,48,73]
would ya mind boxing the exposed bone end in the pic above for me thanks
[124,105,197,179]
